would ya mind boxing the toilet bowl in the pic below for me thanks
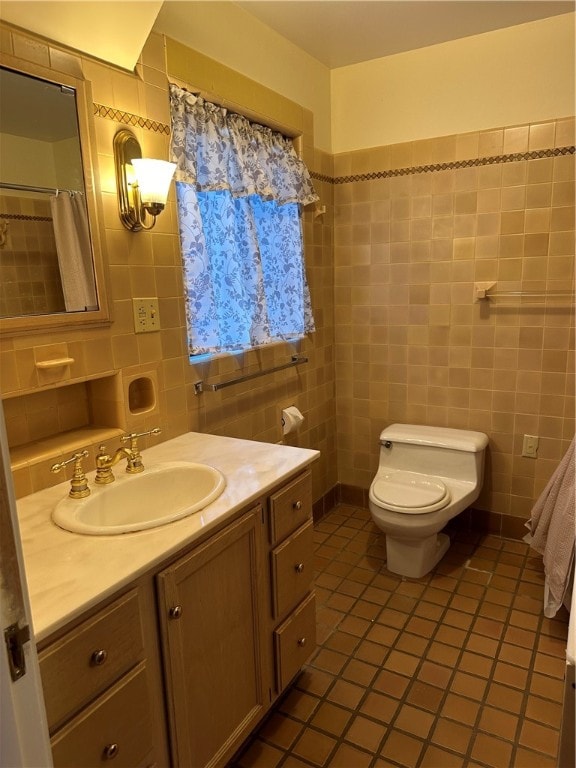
[369,424,488,578]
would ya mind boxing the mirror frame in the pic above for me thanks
[0,51,110,336]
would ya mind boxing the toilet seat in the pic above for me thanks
[371,471,451,514]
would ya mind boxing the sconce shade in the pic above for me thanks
[113,129,176,231]
[131,158,177,212]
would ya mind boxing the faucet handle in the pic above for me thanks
[120,428,161,474]
[51,450,90,499]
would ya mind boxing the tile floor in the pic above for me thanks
[234,504,570,768]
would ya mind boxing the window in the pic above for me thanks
[170,84,317,357]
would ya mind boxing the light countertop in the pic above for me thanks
[16,432,319,643]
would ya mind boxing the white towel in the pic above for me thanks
[524,437,575,618]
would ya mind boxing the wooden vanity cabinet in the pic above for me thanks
[157,506,266,768]
[38,581,169,768]
[37,469,317,768]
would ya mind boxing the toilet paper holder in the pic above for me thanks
[281,406,304,435]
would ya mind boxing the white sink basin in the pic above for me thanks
[52,461,226,535]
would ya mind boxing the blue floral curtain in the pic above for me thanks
[169,84,318,355]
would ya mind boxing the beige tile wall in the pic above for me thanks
[0,25,337,505]
[0,194,64,316]
[333,120,575,532]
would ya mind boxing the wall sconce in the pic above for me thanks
[113,129,176,232]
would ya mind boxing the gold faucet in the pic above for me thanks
[95,428,161,484]
[95,444,136,485]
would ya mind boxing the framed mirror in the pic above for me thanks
[0,54,109,335]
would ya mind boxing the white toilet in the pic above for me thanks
[369,424,489,579]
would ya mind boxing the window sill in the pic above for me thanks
[188,337,306,366]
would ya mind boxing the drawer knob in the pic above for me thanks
[103,743,119,760]
[295,562,305,573]
[91,649,108,666]
[297,637,307,647]
[169,605,183,619]
[293,500,302,511]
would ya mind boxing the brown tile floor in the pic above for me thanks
[234,504,570,768]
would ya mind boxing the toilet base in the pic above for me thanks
[386,532,451,578]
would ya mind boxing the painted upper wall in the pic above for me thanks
[153,0,332,151]
[331,13,576,154]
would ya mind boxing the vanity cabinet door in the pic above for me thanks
[157,506,265,768]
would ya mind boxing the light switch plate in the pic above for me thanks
[132,297,160,333]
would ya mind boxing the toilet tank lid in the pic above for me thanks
[380,424,489,452]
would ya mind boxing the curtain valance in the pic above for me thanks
[169,83,319,206]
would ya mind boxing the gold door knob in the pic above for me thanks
[295,563,304,573]
[297,637,306,647]
[91,649,108,666]
[293,500,302,510]
[169,605,183,619]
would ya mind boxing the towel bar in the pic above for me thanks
[193,355,308,394]
[475,283,575,306]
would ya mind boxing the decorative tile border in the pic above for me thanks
[310,171,334,185]
[93,103,170,135]
[311,145,575,185]
[0,212,52,222]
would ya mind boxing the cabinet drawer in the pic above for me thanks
[273,592,316,692]
[39,589,145,730]
[271,519,314,619]
[269,472,311,545]
[51,662,154,768]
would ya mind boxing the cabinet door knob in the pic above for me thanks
[169,605,183,619]
[294,562,304,573]
[91,649,108,666]
[293,500,302,510]
[297,637,306,647]
[103,743,119,760]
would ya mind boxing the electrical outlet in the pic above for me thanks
[132,297,160,333]
[522,434,539,458]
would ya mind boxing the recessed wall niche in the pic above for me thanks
[122,368,160,429]
[4,373,124,476]
[128,377,156,414]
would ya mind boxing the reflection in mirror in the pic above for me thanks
[0,65,100,321]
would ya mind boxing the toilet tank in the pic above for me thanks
[378,424,489,484]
